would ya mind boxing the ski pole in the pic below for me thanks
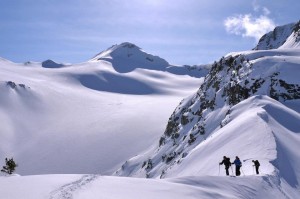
[241,167,245,176]
[253,165,254,175]
[218,164,220,176]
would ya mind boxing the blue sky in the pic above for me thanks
[0,0,299,65]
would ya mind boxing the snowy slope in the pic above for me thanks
[116,48,300,176]
[115,47,300,197]
[0,44,203,175]
[1,22,300,199]
[0,173,296,199]
[254,21,300,50]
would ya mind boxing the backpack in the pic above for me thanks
[255,160,260,166]
[235,159,242,166]
[225,158,231,166]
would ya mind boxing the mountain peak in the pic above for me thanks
[90,42,169,73]
[118,42,139,49]
[254,20,300,50]
[42,59,64,68]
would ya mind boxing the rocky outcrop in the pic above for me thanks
[6,81,30,89]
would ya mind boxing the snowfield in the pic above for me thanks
[1,169,299,199]
[0,43,204,175]
[1,20,300,198]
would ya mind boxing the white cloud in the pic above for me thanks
[224,0,275,41]
[224,3,275,41]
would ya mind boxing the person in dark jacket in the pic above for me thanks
[232,156,242,176]
[219,156,231,176]
[252,160,260,174]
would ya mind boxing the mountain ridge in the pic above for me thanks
[254,20,300,50]
[115,48,300,178]
[114,22,300,197]
[88,42,210,77]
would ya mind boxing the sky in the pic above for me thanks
[0,0,299,65]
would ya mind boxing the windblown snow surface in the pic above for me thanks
[0,43,204,176]
[0,29,300,198]
[1,93,299,199]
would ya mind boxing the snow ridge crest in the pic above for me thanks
[254,20,300,50]
[115,45,300,179]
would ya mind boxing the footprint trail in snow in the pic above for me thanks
[49,174,99,199]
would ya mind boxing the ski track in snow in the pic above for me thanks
[49,175,99,199]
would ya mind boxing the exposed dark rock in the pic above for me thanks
[6,81,30,90]
[6,81,17,89]
[42,60,64,68]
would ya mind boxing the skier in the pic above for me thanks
[252,160,260,174]
[219,156,231,176]
[232,156,242,176]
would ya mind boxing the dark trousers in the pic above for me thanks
[236,166,241,176]
[255,166,259,174]
[225,166,230,176]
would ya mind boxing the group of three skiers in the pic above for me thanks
[219,156,260,176]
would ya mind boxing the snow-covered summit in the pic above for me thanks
[254,21,300,50]
[90,42,169,73]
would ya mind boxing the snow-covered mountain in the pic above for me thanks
[115,48,300,176]
[90,42,210,77]
[90,42,169,72]
[254,20,300,50]
[0,43,204,175]
[115,24,300,197]
[1,21,300,199]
